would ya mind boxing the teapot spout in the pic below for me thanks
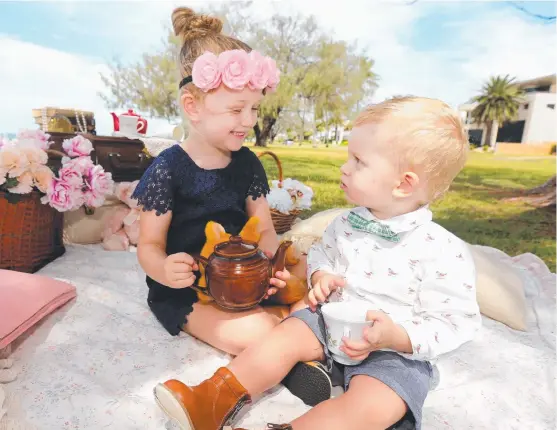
[271,240,293,276]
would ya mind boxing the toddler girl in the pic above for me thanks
[132,7,291,356]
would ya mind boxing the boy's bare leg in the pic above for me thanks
[289,375,407,430]
[228,317,325,395]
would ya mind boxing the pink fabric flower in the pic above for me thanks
[7,171,34,194]
[42,178,78,212]
[218,49,252,90]
[62,135,93,157]
[248,50,272,90]
[265,57,280,92]
[16,129,51,150]
[62,156,94,175]
[0,136,11,149]
[0,147,30,178]
[82,165,114,208]
[30,164,54,193]
[57,165,82,188]
[191,51,222,92]
[21,146,48,165]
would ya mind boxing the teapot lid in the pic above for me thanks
[214,236,258,258]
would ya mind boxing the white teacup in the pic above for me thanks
[321,301,374,366]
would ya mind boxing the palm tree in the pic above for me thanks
[472,75,525,152]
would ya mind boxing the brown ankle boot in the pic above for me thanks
[154,367,251,430]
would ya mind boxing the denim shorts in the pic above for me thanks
[288,307,433,430]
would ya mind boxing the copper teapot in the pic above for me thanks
[192,236,293,311]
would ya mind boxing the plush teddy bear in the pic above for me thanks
[101,180,141,251]
[196,217,307,306]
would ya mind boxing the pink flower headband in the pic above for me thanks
[178,49,280,93]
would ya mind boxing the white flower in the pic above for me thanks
[267,187,293,214]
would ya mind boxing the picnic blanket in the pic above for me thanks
[2,244,555,429]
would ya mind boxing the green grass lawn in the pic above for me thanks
[255,145,556,270]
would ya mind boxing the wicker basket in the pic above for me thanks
[0,191,65,273]
[257,151,301,234]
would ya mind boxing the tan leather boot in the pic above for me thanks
[154,367,251,430]
[224,425,292,430]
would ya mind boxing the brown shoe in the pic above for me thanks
[223,425,292,430]
[154,367,251,430]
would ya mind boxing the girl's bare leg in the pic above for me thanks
[290,375,407,430]
[183,302,289,356]
[227,317,325,395]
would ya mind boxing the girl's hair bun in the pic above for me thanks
[172,7,223,42]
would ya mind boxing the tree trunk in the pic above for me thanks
[505,175,556,209]
[254,111,281,147]
[489,119,499,152]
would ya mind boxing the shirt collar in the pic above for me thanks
[352,205,432,234]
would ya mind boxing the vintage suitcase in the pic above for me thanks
[47,132,153,182]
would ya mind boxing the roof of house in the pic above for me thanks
[458,73,556,111]
[514,74,556,89]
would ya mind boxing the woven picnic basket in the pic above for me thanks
[0,149,66,273]
[257,151,300,234]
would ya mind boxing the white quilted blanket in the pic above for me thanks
[2,244,555,430]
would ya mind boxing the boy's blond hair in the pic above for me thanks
[354,96,468,201]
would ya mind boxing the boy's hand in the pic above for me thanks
[340,310,400,361]
[308,272,346,311]
[163,252,199,289]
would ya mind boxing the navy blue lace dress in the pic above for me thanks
[131,144,270,335]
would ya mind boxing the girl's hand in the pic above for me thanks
[262,250,291,297]
[163,252,199,289]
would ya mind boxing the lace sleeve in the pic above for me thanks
[246,152,270,201]
[131,156,174,216]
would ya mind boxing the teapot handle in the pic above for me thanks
[189,254,212,299]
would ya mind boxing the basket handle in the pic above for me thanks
[46,149,67,159]
[257,151,283,187]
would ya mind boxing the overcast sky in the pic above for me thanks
[0,0,555,136]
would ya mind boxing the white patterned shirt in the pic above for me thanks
[307,205,481,361]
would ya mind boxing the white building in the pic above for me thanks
[459,74,556,146]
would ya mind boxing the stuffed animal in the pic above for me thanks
[196,217,307,306]
[101,180,141,251]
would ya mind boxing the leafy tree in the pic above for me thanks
[471,75,524,152]
[99,2,377,147]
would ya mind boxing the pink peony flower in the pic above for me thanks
[248,50,272,90]
[21,146,48,165]
[57,164,82,188]
[0,147,30,178]
[265,57,280,92]
[0,136,11,149]
[62,155,94,175]
[82,165,114,208]
[16,129,51,150]
[8,171,34,194]
[191,51,222,92]
[41,178,78,212]
[218,49,252,90]
[62,135,93,157]
[30,164,55,193]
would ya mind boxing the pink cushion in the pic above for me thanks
[0,269,76,349]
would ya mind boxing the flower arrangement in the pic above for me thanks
[267,178,314,215]
[190,50,280,92]
[0,129,114,211]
